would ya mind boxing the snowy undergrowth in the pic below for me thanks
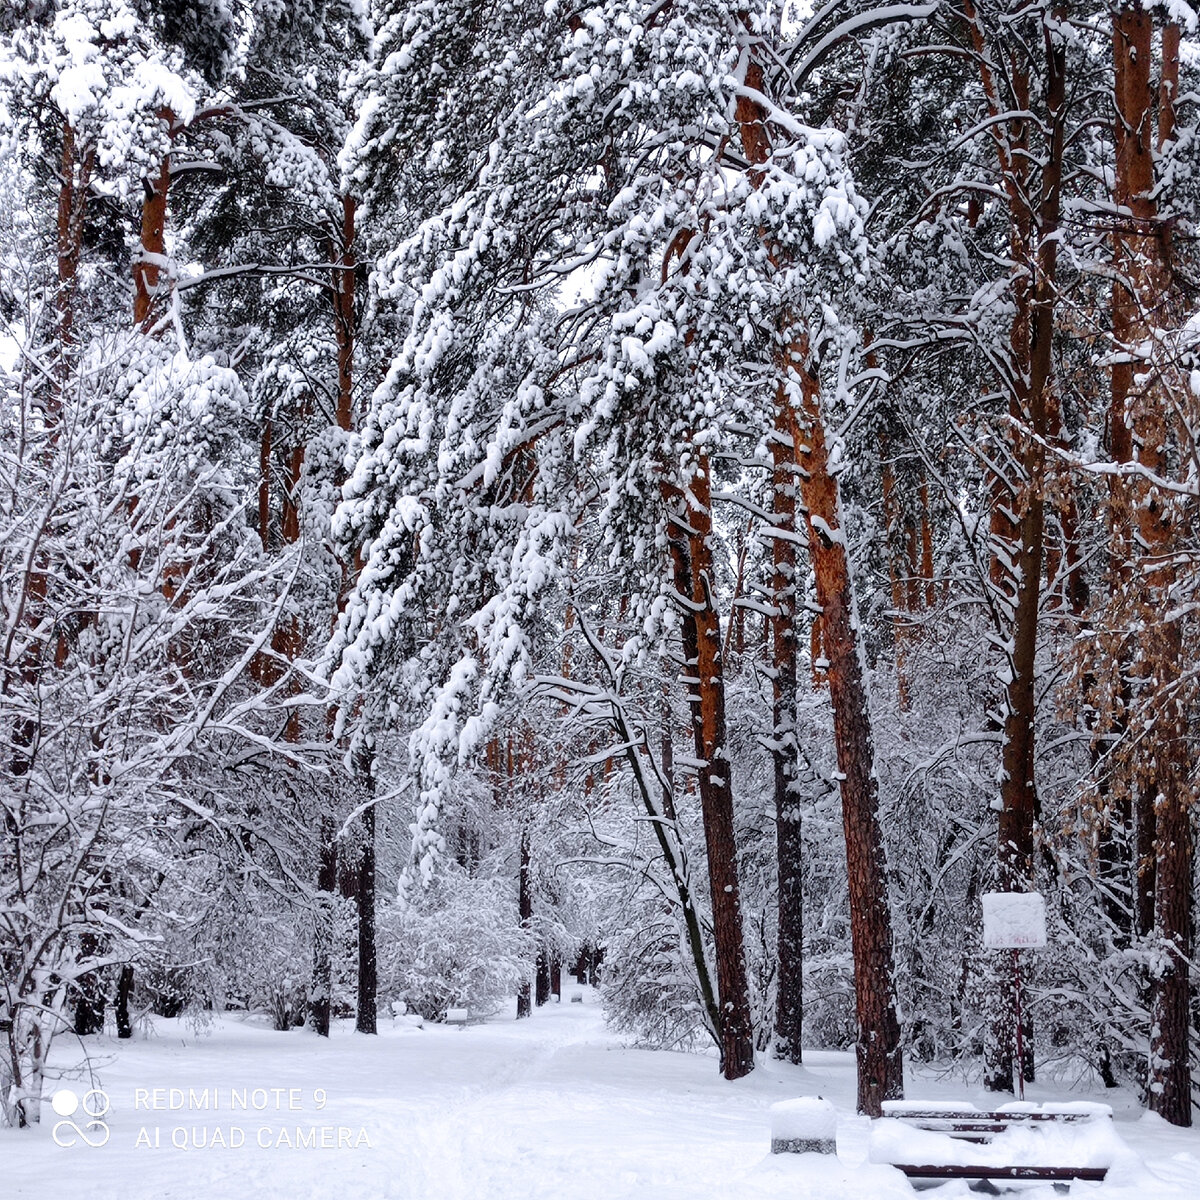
[4,989,1198,1200]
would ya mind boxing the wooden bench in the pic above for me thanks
[870,1101,1116,1190]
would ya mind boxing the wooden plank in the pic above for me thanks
[894,1165,1108,1182]
[963,1112,1099,1123]
[910,1120,1090,1134]
[892,1111,1099,1125]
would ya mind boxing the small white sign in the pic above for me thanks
[981,891,1047,948]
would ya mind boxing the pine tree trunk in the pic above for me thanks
[133,109,173,331]
[72,934,105,1036]
[769,387,803,1065]
[1112,0,1157,951]
[355,746,377,1035]
[961,3,1065,1095]
[319,192,367,1037]
[335,205,376,1033]
[309,824,337,1037]
[517,821,532,1019]
[1148,629,1192,1125]
[665,461,755,1081]
[789,362,905,1116]
[1110,8,1193,1124]
[735,50,899,1111]
[116,965,134,1039]
[334,196,357,432]
[774,799,804,1065]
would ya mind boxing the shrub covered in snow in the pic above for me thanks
[600,910,716,1053]
[379,868,534,1021]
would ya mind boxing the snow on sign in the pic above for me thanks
[981,891,1048,949]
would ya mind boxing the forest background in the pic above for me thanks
[2,0,1198,1135]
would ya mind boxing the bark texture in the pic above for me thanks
[791,366,904,1116]
[960,2,1065,1094]
[769,389,803,1065]
[309,822,337,1037]
[517,819,532,1020]
[1109,8,1192,1126]
[133,110,173,331]
[354,744,377,1035]
[665,459,755,1080]
[736,51,901,1112]
[115,965,134,1040]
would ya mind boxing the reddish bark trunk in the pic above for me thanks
[334,195,357,434]
[1110,3,1154,951]
[1110,11,1192,1124]
[133,111,173,332]
[1111,4,1165,954]
[1148,678,1192,1125]
[735,51,901,1113]
[664,461,755,1080]
[791,363,904,1116]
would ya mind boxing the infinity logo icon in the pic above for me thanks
[51,1088,110,1148]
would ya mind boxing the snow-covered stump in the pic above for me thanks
[770,1098,838,1155]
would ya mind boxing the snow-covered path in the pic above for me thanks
[5,991,1199,1199]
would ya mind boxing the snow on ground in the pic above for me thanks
[4,989,1198,1199]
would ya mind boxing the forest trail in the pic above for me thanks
[4,990,1199,1200]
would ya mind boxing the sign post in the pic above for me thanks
[981,891,1047,1100]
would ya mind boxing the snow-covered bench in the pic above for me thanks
[869,1100,1121,1186]
[770,1097,838,1155]
[444,1007,486,1028]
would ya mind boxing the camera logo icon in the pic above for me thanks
[51,1088,110,1148]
